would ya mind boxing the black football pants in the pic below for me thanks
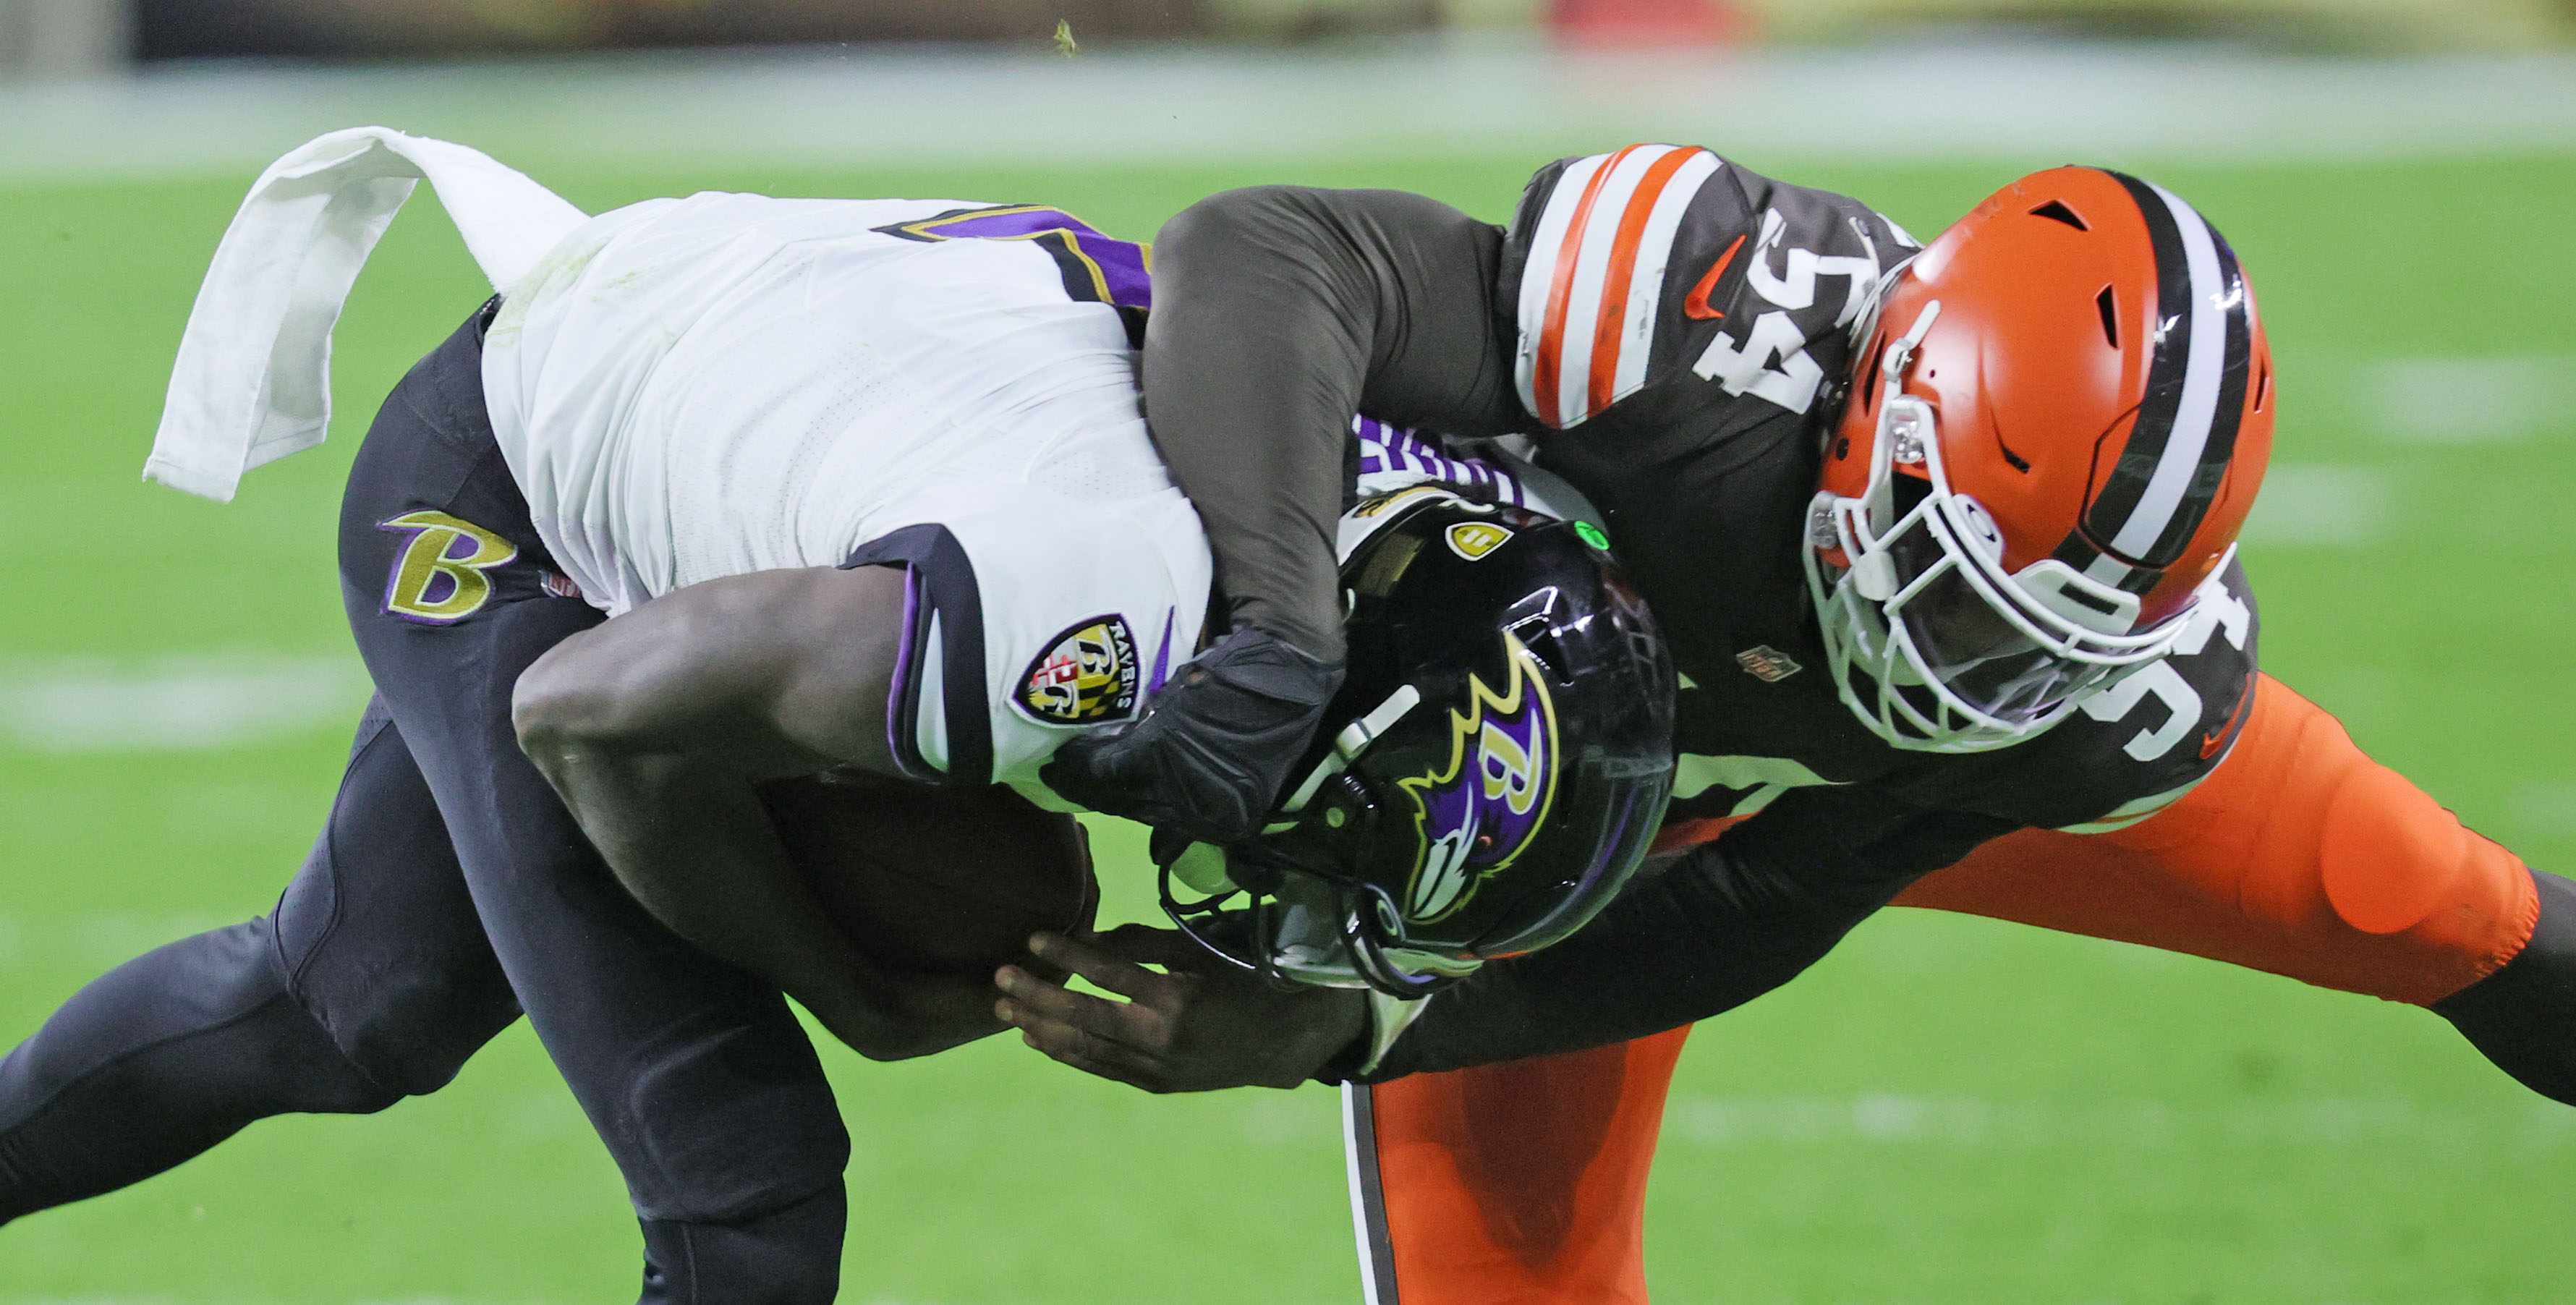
[0,308,850,1301]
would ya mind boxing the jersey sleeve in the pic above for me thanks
[843,483,1214,792]
[1499,145,1917,437]
[1140,187,1524,662]
[1353,785,2014,1081]
[1350,416,1604,524]
[1952,556,2264,832]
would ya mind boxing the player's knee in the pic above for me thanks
[640,1183,846,1305]
[321,970,518,1098]
[2222,693,2515,945]
[2314,759,2482,936]
[284,924,519,1100]
[621,1019,851,1220]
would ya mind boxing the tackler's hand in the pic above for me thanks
[995,925,1365,1093]
[1039,626,1343,846]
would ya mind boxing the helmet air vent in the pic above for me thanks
[2030,200,2089,231]
[2095,286,2120,349]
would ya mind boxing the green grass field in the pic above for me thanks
[4,148,2575,1304]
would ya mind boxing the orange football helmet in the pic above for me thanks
[1808,167,2275,752]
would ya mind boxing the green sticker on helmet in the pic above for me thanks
[1574,520,1610,551]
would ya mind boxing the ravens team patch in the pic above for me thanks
[1016,616,1140,726]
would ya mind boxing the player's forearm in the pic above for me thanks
[524,742,985,1058]
[506,567,977,1054]
[1363,794,2020,1080]
[1144,186,1521,659]
[1359,842,1858,1078]
[526,745,853,1008]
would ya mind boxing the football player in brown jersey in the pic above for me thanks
[1003,153,2566,1304]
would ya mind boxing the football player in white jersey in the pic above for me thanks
[0,131,1674,1299]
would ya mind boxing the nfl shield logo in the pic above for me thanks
[1735,645,1802,683]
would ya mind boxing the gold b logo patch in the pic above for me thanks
[379,511,518,624]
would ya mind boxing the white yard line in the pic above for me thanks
[2511,780,2576,835]
[2237,464,2394,547]
[1667,1091,2576,1147]
[0,655,367,752]
[2361,354,2576,443]
[5,40,2576,183]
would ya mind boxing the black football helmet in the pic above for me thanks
[1160,486,1676,998]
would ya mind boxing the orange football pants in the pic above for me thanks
[1353,674,2535,1304]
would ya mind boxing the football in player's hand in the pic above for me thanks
[760,774,1098,977]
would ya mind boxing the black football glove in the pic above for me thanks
[1042,625,1345,846]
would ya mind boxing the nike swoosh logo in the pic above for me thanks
[1683,234,1747,321]
[2199,671,2258,759]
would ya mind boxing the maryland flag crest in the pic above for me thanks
[1016,616,1141,725]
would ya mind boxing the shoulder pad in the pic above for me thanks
[1503,148,1911,434]
[1507,145,1726,430]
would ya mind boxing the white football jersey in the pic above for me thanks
[480,192,1210,786]
[143,132,1572,794]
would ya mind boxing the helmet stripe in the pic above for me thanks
[2077,172,2195,544]
[2139,221,2251,566]
[2080,173,2249,570]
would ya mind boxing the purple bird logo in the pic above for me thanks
[1397,632,1562,924]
